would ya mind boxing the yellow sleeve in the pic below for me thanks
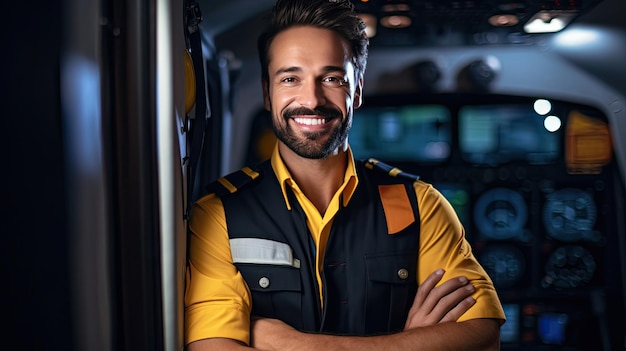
[184,194,253,345]
[415,181,506,323]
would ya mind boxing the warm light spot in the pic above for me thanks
[489,14,519,27]
[380,15,412,28]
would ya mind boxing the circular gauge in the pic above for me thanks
[479,245,525,289]
[543,188,596,242]
[542,245,596,289]
[474,188,527,240]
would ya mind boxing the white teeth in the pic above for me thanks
[294,117,326,126]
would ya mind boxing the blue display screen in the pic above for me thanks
[459,104,560,165]
[538,313,569,345]
[350,105,451,163]
[500,304,520,343]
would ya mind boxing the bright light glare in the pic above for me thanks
[485,55,502,71]
[524,11,576,33]
[534,99,552,115]
[544,115,562,132]
[525,18,566,33]
[554,28,599,47]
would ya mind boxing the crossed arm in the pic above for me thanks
[187,269,501,351]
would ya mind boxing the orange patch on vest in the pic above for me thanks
[378,184,415,234]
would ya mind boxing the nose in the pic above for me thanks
[298,80,326,108]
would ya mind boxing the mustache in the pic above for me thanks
[282,106,342,120]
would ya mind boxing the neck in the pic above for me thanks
[279,143,348,215]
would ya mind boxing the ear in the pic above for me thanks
[262,79,271,111]
[353,76,363,110]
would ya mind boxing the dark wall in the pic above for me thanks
[2,1,73,349]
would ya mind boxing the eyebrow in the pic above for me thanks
[274,65,347,76]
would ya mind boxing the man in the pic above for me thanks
[185,0,505,350]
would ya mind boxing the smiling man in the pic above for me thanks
[267,25,356,160]
[185,1,505,350]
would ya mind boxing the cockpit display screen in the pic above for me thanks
[350,105,451,163]
[459,104,561,165]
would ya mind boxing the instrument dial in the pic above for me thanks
[479,245,525,288]
[474,188,527,240]
[542,245,596,289]
[543,188,597,242]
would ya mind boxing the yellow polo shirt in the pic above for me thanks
[185,145,505,346]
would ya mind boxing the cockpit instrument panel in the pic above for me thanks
[474,188,528,241]
[542,245,597,289]
[479,245,526,288]
[543,188,598,242]
[348,93,620,349]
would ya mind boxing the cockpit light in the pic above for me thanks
[380,15,412,29]
[489,14,519,27]
[524,11,577,33]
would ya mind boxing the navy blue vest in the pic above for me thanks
[207,159,420,335]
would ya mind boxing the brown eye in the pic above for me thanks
[322,76,346,87]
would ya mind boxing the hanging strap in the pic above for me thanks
[184,0,209,218]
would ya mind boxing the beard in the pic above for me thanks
[272,106,351,159]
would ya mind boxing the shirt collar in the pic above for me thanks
[270,143,359,210]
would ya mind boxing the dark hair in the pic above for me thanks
[258,0,369,82]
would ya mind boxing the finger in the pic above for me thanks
[419,276,471,315]
[407,269,445,315]
[429,282,475,322]
[405,269,445,329]
[405,276,475,329]
[431,276,472,298]
[439,295,476,323]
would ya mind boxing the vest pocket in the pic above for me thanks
[364,253,418,333]
[236,263,303,327]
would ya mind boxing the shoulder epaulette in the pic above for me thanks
[205,166,261,197]
[363,158,420,182]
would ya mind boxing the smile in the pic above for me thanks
[293,117,328,126]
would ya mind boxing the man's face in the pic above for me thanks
[263,26,362,159]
